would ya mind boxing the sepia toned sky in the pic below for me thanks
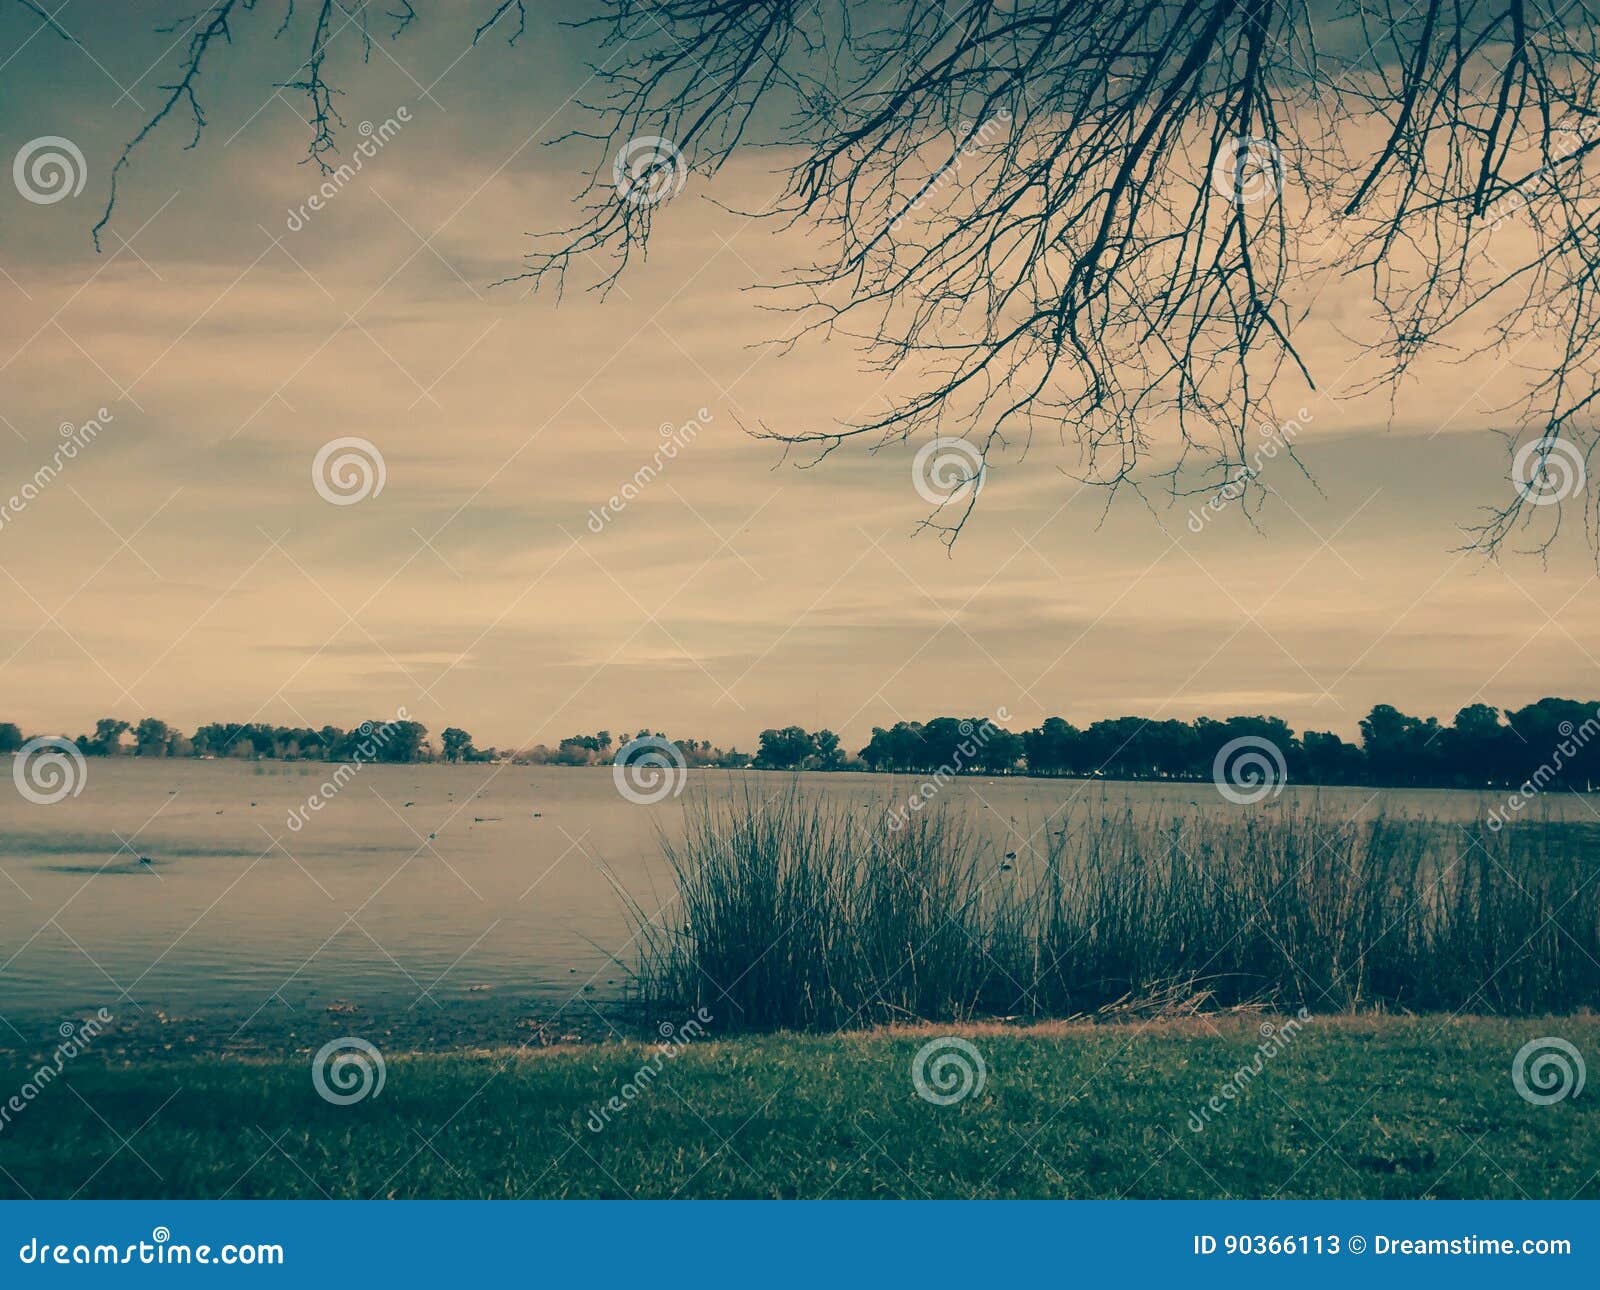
[3,3,1598,754]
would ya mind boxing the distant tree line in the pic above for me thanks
[3,698,1598,789]
[0,718,488,765]
[517,731,753,769]
[850,700,1600,791]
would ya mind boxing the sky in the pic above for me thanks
[2,2,1599,754]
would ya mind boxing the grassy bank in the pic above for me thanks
[0,1016,1594,1199]
[624,791,1600,1028]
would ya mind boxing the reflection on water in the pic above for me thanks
[0,759,1511,1017]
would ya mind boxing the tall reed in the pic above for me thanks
[619,786,1600,1029]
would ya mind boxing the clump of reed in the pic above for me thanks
[618,785,1600,1030]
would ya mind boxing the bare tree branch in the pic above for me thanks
[87,0,1600,553]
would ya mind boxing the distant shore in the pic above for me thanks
[11,694,1600,792]
[10,746,1593,797]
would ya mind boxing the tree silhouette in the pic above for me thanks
[135,717,174,756]
[756,726,816,769]
[77,0,1600,548]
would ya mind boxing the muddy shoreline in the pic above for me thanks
[0,997,633,1063]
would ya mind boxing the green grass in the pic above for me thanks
[1,1016,1594,1199]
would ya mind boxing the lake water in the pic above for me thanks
[0,760,1512,1019]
